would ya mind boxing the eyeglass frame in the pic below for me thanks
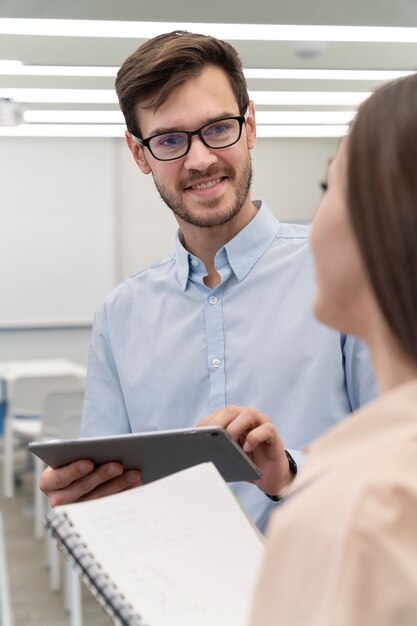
[129,108,249,162]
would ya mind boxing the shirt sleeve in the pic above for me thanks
[341,334,378,411]
[81,302,131,437]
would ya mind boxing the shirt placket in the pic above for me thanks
[204,288,226,412]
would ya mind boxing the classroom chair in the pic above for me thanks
[3,373,84,499]
[31,388,84,539]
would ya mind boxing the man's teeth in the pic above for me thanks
[191,178,222,190]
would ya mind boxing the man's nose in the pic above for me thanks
[183,135,218,171]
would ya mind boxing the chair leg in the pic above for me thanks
[67,564,83,626]
[34,457,46,540]
[47,532,61,593]
[3,412,14,499]
[0,514,14,626]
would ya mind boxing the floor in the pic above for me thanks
[1,448,111,626]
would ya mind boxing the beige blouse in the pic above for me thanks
[250,379,417,626]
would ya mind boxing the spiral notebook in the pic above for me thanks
[47,462,265,626]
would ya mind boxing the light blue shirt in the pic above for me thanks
[82,201,377,532]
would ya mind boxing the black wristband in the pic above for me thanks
[265,450,297,502]
[285,449,298,477]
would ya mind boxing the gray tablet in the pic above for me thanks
[28,426,262,484]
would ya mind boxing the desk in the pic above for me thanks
[0,359,86,402]
[0,359,86,498]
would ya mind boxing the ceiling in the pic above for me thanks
[0,0,416,137]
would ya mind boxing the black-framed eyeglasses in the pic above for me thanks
[130,109,249,162]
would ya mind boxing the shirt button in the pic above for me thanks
[191,258,199,267]
[212,358,221,368]
[209,296,218,305]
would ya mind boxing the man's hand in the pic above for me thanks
[39,460,142,507]
[198,406,293,497]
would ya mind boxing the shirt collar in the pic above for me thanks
[175,201,280,291]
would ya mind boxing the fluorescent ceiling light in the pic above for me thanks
[256,111,355,124]
[1,64,413,81]
[0,123,347,138]
[0,88,117,103]
[256,125,348,138]
[244,69,415,80]
[0,64,119,77]
[24,110,124,123]
[0,19,417,43]
[251,91,370,105]
[0,60,23,71]
[0,124,125,137]
[2,88,370,106]
[23,109,355,125]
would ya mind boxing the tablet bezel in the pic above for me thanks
[28,426,262,483]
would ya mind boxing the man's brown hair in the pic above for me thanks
[115,31,249,136]
[347,73,417,361]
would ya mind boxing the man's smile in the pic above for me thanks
[188,177,225,190]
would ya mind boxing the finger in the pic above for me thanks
[47,462,126,507]
[197,406,234,427]
[242,422,282,453]
[77,470,142,502]
[198,405,246,429]
[39,459,95,494]
[223,408,270,441]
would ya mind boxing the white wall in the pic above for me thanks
[0,137,117,329]
[0,135,338,364]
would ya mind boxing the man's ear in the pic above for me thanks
[245,100,257,151]
[125,130,152,175]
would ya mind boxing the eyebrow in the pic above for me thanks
[146,111,240,138]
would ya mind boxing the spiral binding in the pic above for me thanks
[46,511,148,626]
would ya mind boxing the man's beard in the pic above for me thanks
[153,158,252,228]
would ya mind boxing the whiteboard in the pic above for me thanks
[0,138,117,328]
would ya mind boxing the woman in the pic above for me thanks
[203,72,417,624]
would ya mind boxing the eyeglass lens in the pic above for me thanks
[149,118,242,160]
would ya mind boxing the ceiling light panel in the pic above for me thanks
[255,111,355,124]
[23,110,124,123]
[1,18,414,139]
[0,64,119,77]
[0,88,117,103]
[22,110,356,125]
[1,65,413,81]
[250,91,370,105]
[1,88,370,106]
[0,19,417,42]
[244,69,415,80]
[0,124,347,138]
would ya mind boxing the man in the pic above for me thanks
[41,31,376,532]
